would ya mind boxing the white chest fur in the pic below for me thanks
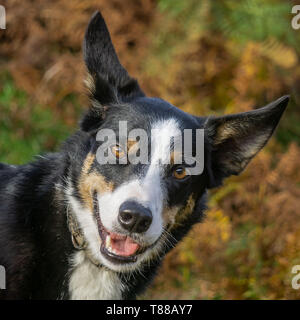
[69,251,124,300]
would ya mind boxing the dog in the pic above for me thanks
[0,11,289,300]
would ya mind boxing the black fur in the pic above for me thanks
[0,11,289,300]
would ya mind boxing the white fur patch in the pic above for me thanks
[69,251,124,300]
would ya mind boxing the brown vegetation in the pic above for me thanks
[0,0,299,299]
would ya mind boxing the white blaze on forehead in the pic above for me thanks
[99,118,181,244]
[150,118,182,167]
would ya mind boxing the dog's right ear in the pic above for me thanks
[81,11,145,132]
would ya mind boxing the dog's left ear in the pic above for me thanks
[204,95,289,187]
[81,11,145,132]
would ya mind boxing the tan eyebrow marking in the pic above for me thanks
[170,151,183,165]
[127,139,140,156]
[79,153,114,211]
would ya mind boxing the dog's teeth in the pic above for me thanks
[105,235,115,254]
[104,235,119,255]
[106,235,111,248]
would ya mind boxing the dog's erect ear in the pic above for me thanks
[205,95,289,188]
[83,11,145,105]
[81,11,145,133]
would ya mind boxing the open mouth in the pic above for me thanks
[99,227,141,264]
[93,193,148,264]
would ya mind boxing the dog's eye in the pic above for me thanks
[111,145,125,159]
[172,166,188,180]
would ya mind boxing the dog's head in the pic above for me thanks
[66,12,289,272]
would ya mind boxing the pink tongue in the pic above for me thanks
[111,237,140,257]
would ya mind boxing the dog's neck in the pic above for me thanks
[66,202,125,299]
[69,251,124,300]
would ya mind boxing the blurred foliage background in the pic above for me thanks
[1,0,300,299]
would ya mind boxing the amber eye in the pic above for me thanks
[111,145,125,159]
[173,166,188,180]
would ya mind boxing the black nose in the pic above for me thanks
[118,201,152,233]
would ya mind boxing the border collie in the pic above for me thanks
[0,11,289,300]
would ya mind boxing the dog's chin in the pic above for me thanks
[92,193,161,272]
